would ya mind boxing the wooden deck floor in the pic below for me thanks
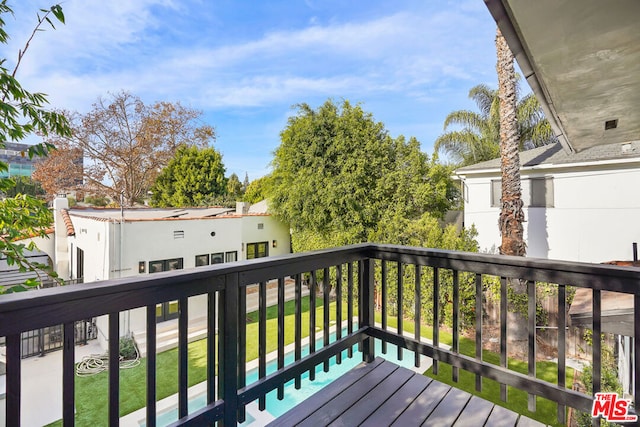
[269,358,546,427]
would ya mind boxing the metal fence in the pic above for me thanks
[0,318,97,359]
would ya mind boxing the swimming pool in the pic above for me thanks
[142,336,427,426]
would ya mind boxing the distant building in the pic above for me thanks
[455,141,640,263]
[0,142,37,178]
[27,198,292,350]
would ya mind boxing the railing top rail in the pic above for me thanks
[1,242,638,335]
[369,243,640,293]
[0,244,370,335]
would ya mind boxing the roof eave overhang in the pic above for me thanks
[483,0,574,154]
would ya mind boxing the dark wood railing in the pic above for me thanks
[0,244,638,426]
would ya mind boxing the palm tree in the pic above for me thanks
[496,27,525,257]
[434,81,556,167]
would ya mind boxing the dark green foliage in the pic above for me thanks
[243,175,271,204]
[270,99,458,249]
[226,172,243,199]
[150,145,227,207]
[3,176,46,198]
[119,336,138,360]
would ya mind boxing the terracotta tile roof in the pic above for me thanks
[61,209,75,236]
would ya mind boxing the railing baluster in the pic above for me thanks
[63,322,75,426]
[336,264,343,365]
[592,289,601,395]
[238,285,246,423]
[592,289,602,427]
[358,260,364,355]
[527,280,536,412]
[323,267,330,372]
[309,270,317,381]
[475,273,483,392]
[259,281,267,410]
[500,277,508,402]
[146,305,157,427]
[635,294,640,416]
[207,291,216,404]
[277,277,285,400]
[6,333,20,427]
[557,284,566,425]
[220,273,239,426]
[414,265,422,368]
[397,261,403,361]
[361,258,375,363]
[382,260,388,355]
[452,270,459,382]
[347,262,354,358]
[295,273,302,389]
[108,313,120,426]
[432,267,439,373]
[179,297,188,419]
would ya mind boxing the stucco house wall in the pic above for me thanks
[41,201,292,348]
[456,142,640,263]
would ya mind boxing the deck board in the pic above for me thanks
[327,366,414,426]
[295,360,398,427]
[359,374,432,427]
[421,387,472,426]
[486,404,520,427]
[452,395,495,426]
[268,358,543,427]
[271,358,386,427]
[390,379,452,426]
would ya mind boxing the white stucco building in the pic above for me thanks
[455,141,640,263]
[47,198,291,348]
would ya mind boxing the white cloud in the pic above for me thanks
[3,1,496,118]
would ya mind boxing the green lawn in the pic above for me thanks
[49,299,571,426]
[48,297,332,427]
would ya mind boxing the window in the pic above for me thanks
[76,247,84,280]
[530,177,554,207]
[195,254,209,267]
[173,230,185,239]
[225,251,238,262]
[246,242,268,259]
[211,252,224,264]
[149,258,184,273]
[490,179,501,207]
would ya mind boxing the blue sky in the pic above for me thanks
[2,0,501,180]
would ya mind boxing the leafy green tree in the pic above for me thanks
[0,3,70,294]
[243,175,271,204]
[434,82,556,167]
[150,145,227,207]
[226,173,243,199]
[3,176,46,198]
[270,99,457,250]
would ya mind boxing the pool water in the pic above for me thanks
[148,335,425,426]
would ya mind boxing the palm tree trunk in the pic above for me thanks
[496,28,526,257]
